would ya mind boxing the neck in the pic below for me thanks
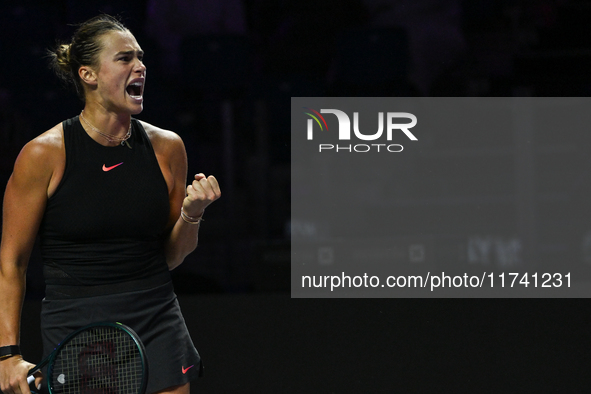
[80,105,133,147]
[81,105,131,135]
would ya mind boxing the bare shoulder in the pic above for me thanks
[138,120,187,188]
[139,120,184,153]
[10,123,64,197]
[15,123,64,172]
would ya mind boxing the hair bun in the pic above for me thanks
[48,14,129,101]
[55,44,72,72]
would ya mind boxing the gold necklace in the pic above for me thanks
[79,110,132,148]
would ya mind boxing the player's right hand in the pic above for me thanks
[0,356,43,394]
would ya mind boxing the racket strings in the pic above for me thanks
[50,327,143,394]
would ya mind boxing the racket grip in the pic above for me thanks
[27,375,35,385]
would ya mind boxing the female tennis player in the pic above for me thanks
[0,14,220,394]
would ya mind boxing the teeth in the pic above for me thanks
[127,81,143,99]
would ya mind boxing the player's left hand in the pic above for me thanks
[183,173,221,217]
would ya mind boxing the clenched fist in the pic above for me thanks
[183,173,221,218]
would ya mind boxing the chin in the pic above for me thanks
[131,105,144,115]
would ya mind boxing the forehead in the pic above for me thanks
[99,30,141,56]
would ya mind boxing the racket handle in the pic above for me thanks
[27,364,43,386]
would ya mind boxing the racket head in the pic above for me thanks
[46,322,148,394]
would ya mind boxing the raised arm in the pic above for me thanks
[0,128,63,394]
[164,134,220,270]
[142,122,221,270]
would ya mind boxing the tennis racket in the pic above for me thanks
[26,322,148,394]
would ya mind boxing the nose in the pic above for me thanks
[134,59,146,74]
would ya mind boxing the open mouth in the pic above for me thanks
[126,81,144,99]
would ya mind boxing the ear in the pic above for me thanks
[78,66,98,86]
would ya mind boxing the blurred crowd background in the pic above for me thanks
[2,0,591,296]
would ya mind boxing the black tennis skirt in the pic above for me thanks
[40,278,203,393]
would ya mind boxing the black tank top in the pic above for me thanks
[39,116,171,288]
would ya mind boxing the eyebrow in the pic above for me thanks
[114,50,144,57]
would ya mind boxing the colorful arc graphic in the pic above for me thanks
[303,107,329,131]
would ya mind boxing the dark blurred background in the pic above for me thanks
[3,0,591,392]
[5,0,591,296]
